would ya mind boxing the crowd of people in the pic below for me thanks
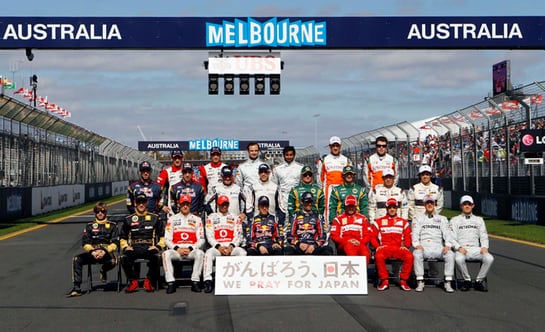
[67,138,494,297]
[387,116,545,181]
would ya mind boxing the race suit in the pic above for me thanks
[169,180,205,216]
[156,165,183,214]
[235,157,265,192]
[368,184,408,222]
[203,212,246,281]
[199,161,227,194]
[328,183,368,225]
[246,213,282,255]
[71,218,119,287]
[246,180,285,225]
[450,213,494,281]
[371,215,413,281]
[285,210,332,255]
[287,182,324,223]
[127,179,163,214]
[320,153,351,224]
[274,160,303,220]
[205,182,246,216]
[330,212,372,264]
[120,212,165,282]
[363,153,398,190]
[162,212,205,283]
[411,213,455,281]
[407,182,443,220]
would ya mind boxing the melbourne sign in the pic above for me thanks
[0,16,544,49]
[138,139,289,151]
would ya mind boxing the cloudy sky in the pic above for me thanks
[2,1,545,154]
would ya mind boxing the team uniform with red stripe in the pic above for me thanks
[203,211,246,281]
[371,214,413,281]
[162,212,205,283]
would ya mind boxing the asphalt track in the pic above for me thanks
[1,201,544,332]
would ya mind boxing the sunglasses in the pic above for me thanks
[302,173,313,177]
[94,209,107,214]
[376,144,387,148]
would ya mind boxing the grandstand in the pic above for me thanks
[297,81,545,224]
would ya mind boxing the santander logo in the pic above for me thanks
[521,134,534,146]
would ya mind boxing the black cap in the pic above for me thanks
[221,165,233,177]
[171,150,183,158]
[210,147,221,154]
[258,196,270,206]
[139,161,152,172]
[182,162,193,172]
[301,192,314,203]
[134,190,147,202]
[258,163,270,173]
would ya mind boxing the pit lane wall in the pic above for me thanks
[0,181,128,221]
[447,191,545,226]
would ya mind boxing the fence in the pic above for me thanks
[297,81,545,197]
[0,94,161,188]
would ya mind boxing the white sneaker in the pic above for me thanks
[415,280,425,292]
[444,281,454,293]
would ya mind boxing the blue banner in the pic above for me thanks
[1,16,544,49]
[138,140,289,151]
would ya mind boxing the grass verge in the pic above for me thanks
[443,209,545,245]
[0,195,125,237]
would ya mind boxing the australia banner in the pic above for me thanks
[0,16,544,50]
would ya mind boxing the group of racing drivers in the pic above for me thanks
[67,137,493,296]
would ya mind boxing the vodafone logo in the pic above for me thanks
[522,134,534,146]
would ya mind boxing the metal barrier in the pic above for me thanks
[0,94,161,187]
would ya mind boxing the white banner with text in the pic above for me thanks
[215,256,368,295]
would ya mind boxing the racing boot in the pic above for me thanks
[400,280,411,291]
[204,280,214,293]
[474,279,488,292]
[444,281,455,293]
[126,279,139,293]
[166,282,176,294]
[191,281,202,293]
[459,280,471,292]
[66,286,82,297]
[377,280,389,291]
[143,278,155,292]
